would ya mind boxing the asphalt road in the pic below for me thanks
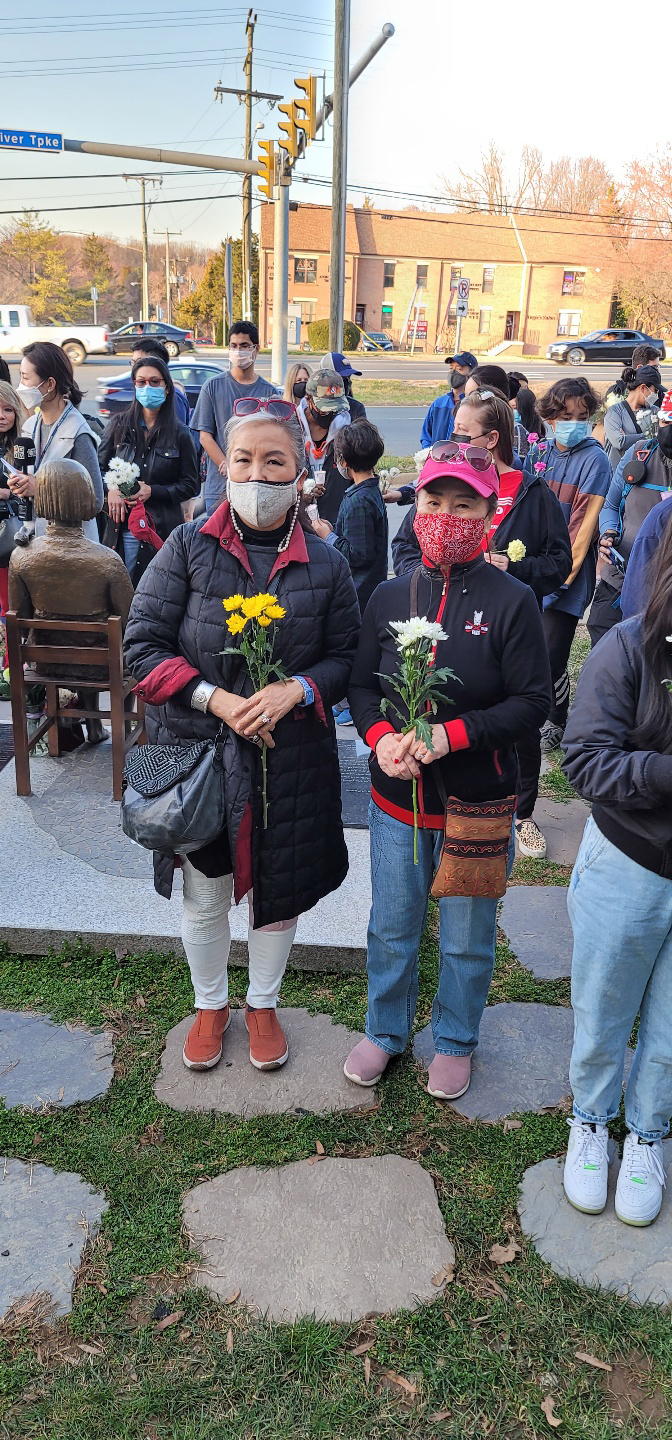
[6,349,672,394]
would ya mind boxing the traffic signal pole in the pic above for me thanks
[242,9,257,321]
[329,0,351,353]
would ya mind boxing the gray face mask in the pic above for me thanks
[228,477,298,529]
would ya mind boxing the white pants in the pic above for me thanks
[181,859,297,1011]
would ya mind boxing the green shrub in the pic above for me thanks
[307,319,361,353]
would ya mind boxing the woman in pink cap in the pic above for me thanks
[344,442,551,1100]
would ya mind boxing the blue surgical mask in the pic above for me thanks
[135,384,165,409]
[513,409,521,423]
[554,419,590,448]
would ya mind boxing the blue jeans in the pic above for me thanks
[365,801,514,1057]
[568,814,672,1140]
[122,527,141,576]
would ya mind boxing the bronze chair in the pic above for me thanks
[5,613,145,802]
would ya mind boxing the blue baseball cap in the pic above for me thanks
[322,350,362,378]
[445,351,478,369]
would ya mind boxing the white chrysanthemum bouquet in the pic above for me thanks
[383,618,460,861]
[414,447,430,473]
[104,456,141,498]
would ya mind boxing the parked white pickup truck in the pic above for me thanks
[0,304,113,364]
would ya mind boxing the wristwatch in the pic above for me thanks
[190,680,216,714]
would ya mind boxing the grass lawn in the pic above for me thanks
[354,379,444,407]
[1,913,669,1439]
[2,629,665,1439]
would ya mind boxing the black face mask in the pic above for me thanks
[658,425,672,457]
[293,380,307,400]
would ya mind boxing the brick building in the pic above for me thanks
[258,202,618,356]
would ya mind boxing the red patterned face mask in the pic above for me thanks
[413,510,487,568]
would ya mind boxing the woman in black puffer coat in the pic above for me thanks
[124,405,360,1076]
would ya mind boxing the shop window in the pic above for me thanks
[562,270,586,296]
[478,308,491,335]
[294,256,317,285]
[416,264,428,288]
[558,310,581,336]
[381,305,393,330]
[482,266,495,294]
[383,262,395,288]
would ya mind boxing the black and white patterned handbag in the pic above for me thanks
[121,727,227,854]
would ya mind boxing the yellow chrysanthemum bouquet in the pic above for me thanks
[222,592,287,826]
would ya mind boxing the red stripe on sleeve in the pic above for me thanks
[366,720,396,751]
[445,718,469,752]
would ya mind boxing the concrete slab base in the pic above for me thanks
[0,1158,108,1320]
[183,1155,455,1321]
[155,1008,377,1117]
[499,885,573,980]
[519,1143,672,1306]
[0,1011,113,1110]
[0,752,370,970]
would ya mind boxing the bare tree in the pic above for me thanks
[624,146,672,238]
[442,142,615,217]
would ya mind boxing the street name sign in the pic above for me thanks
[0,130,63,151]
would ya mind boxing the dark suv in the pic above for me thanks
[108,321,195,358]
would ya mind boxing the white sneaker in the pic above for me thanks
[515,818,547,859]
[563,1117,610,1214]
[615,1132,666,1227]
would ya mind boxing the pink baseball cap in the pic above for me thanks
[417,443,500,501]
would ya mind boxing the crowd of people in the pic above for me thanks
[2,325,672,1230]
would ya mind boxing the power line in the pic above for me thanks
[3,51,327,79]
[0,191,241,218]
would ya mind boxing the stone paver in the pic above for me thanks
[155,1008,377,1116]
[414,1003,574,1121]
[415,1003,633,1123]
[519,1142,672,1306]
[183,1155,454,1321]
[0,1011,113,1110]
[534,797,590,867]
[499,885,573,980]
[0,1158,108,1319]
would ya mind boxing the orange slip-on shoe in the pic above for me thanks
[245,1005,289,1070]
[182,1006,231,1070]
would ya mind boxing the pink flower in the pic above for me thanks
[526,431,539,444]
[534,461,547,474]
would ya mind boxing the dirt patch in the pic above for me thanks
[602,1350,667,1424]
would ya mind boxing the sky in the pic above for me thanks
[0,0,664,258]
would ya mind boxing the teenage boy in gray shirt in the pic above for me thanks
[191,320,278,514]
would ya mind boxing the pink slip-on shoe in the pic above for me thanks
[343,1037,390,1087]
[427,1053,471,1100]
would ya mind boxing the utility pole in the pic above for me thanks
[154,228,181,324]
[271,166,290,387]
[329,0,351,352]
[242,8,257,323]
[125,175,161,320]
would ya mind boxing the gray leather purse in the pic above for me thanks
[121,727,227,854]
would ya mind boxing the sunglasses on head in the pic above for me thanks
[429,439,495,473]
[233,397,297,420]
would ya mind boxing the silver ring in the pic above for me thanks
[259,713,271,726]
[251,734,263,747]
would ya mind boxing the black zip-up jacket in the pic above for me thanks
[562,617,672,877]
[391,470,572,604]
[99,418,200,541]
[348,556,552,824]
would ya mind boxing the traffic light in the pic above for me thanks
[257,138,276,198]
[278,101,300,160]
[294,75,317,141]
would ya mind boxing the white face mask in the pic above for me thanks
[16,380,47,409]
[228,477,298,529]
[229,346,255,371]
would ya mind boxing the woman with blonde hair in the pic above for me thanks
[0,380,27,614]
[282,361,312,405]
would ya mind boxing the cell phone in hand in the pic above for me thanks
[608,546,626,576]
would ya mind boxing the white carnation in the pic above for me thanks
[390,617,448,649]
